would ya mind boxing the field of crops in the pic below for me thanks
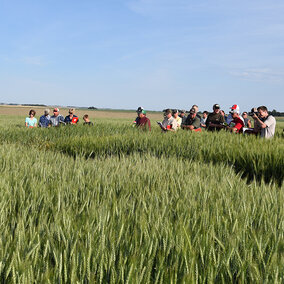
[0,109,283,283]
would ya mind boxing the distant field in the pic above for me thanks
[0,105,283,282]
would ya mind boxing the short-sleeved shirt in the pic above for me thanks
[136,116,151,131]
[162,116,178,131]
[261,115,276,138]
[175,116,182,127]
[49,115,65,126]
[206,112,225,130]
[39,115,50,128]
[65,115,79,124]
[183,115,201,129]
[229,116,244,133]
[25,117,37,127]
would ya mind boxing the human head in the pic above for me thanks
[257,106,268,118]
[29,109,36,117]
[189,108,197,118]
[137,106,146,117]
[192,105,199,112]
[44,109,50,116]
[242,112,248,119]
[202,111,208,118]
[164,109,172,118]
[213,104,220,113]
[83,114,89,122]
[69,108,75,115]
[53,108,60,117]
[180,110,186,117]
[220,110,225,116]
[172,109,179,118]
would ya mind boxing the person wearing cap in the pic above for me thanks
[39,109,50,128]
[227,105,244,125]
[160,109,178,131]
[191,105,202,120]
[179,110,187,125]
[65,108,79,125]
[206,104,225,131]
[181,108,201,131]
[252,106,276,138]
[49,108,65,127]
[172,109,182,128]
[226,108,244,133]
[134,107,151,131]
[200,111,208,128]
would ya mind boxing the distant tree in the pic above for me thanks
[88,106,98,110]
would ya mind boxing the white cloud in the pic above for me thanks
[229,68,284,82]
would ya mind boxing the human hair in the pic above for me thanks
[44,109,50,115]
[69,108,75,114]
[257,106,268,112]
[29,109,36,116]
[203,111,208,115]
[83,114,89,119]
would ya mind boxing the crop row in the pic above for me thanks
[0,144,283,282]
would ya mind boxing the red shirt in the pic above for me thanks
[231,116,244,133]
[136,116,151,131]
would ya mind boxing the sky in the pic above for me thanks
[0,0,284,111]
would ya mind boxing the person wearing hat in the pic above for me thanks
[172,109,182,128]
[205,104,225,131]
[227,104,244,125]
[181,108,201,131]
[179,110,187,125]
[159,109,178,131]
[64,108,79,125]
[226,108,244,133]
[49,108,65,127]
[134,107,151,131]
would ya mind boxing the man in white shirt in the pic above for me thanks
[252,106,276,138]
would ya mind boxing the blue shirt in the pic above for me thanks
[39,115,50,128]
[64,115,79,124]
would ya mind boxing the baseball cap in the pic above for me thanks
[172,109,178,114]
[136,106,144,113]
[164,109,172,115]
[189,108,197,114]
[230,104,240,114]
[180,109,186,114]
[53,108,60,112]
[213,104,220,109]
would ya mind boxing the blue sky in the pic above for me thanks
[0,0,284,111]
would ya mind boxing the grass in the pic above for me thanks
[0,111,283,282]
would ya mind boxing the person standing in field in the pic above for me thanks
[252,106,276,138]
[206,104,225,131]
[226,108,244,133]
[172,109,182,128]
[159,109,177,131]
[25,109,37,128]
[181,108,201,131]
[83,114,94,126]
[200,111,208,128]
[64,108,79,125]
[242,112,252,128]
[39,109,50,128]
[179,110,187,125]
[134,107,151,131]
[49,108,65,127]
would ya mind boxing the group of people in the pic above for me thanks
[24,104,277,139]
[25,108,93,128]
[134,103,277,139]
